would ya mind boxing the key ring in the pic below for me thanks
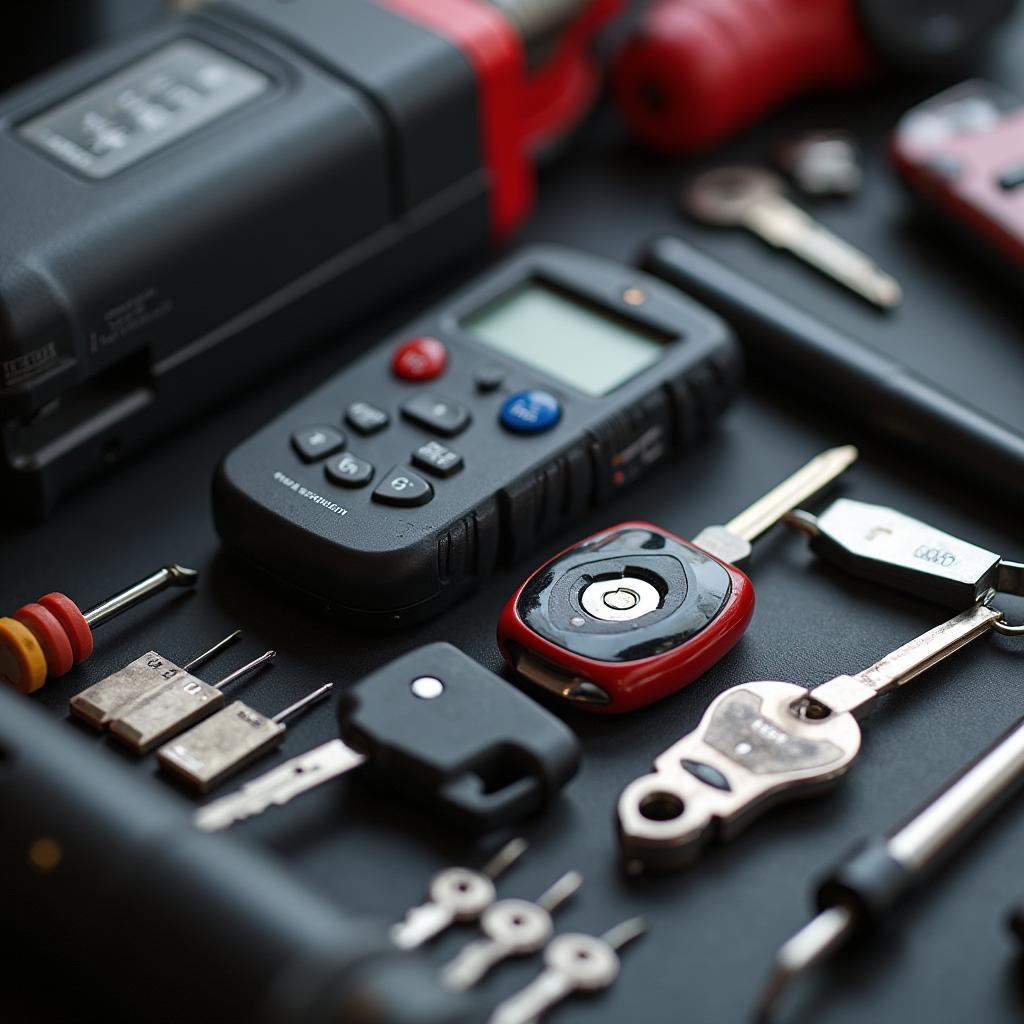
[992,561,1024,636]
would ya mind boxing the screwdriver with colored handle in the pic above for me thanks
[757,708,1024,1021]
[0,564,198,693]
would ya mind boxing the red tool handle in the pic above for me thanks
[612,0,878,153]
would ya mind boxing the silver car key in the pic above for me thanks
[618,602,1016,872]
[489,917,646,1024]
[441,870,582,991]
[681,166,901,309]
[390,838,528,950]
[788,498,1024,619]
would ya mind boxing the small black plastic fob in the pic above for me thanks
[337,642,580,830]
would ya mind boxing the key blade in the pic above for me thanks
[745,199,901,309]
[193,738,366,832]
[391,901,455,950]
[489,970,575,1024]
[723,445,858,546]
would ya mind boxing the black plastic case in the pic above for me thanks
[213,245,742,626]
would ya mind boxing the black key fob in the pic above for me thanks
[338,642,580,830]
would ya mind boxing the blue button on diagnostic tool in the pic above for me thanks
[500,390,561,434]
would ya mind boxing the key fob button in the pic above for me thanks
[401,393,471,437]
[474,365,506,392]
[345,401,389,435]
[292,426,345,463]
[373,466,433,507]
[500,390,561,434]
[412,440,464,478]
[326,453,374,488]
[392,336,447,381]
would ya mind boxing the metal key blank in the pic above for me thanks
[195,643,580,832]
[441,870,583,990]
[489,917,646,1024]
[391,838,528,950]
[619,602,1016,872]
[682,166,901,309]
[788,497,1024,620]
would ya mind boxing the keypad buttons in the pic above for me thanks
[413,440,464,479]
[346,401,389,435]
[401,393,471,437]
[473,365,506,392]
[392,336,447,381]
[325,452,374,488]
[499,390,561,434]
[372,466,433,507]
[292,426,345,463]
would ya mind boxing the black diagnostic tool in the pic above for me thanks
[214,246,742,626]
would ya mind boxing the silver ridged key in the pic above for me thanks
[682,166,901,309]
[195,737,365,831]
[390,838,529,950]
[618,602,1015,872]
[441,870,582,991]
[489,917,646,1024]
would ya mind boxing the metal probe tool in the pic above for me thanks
[757,708,1024,1021]
[1,564,198,693]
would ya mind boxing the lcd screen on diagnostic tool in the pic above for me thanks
[463,279,669,396]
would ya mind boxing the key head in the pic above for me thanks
[429,867,497,920]
[681,166,784,225]
[618,680,862,872]
[481,899,553,953]
[339,643,580,830]
[545,934,620,990]
[806,498,1003,609]
[498,523,755,712]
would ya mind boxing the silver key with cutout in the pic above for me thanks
[618,602,1015,872]
[390,838,528,950]
[441,870,582,991]
[489,917,646,1024]
[681,165,901,309]
[788,498,1024,624]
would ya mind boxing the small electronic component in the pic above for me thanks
[618,601,1021,872]
[391,838,529,951]
[108,649,276,755]
[157,683,333,792]
[441,870,583,991]
[70,629,241,729]
[0,564,197,693]
[489,917,647,1024]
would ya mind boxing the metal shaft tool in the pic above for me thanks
[757,709,1024,1020]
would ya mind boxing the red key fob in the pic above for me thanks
[497,522,754,713]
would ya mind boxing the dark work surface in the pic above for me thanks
[5,14,1024,1024]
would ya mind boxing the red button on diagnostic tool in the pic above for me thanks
[392,336,447,381]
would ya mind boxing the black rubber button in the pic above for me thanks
[325,452,374,488]
[412,440,464,478]
[401,393,471,437]
[474,365,506,392]
[292,426,345,463]
[372,465,433,507]
[346,401,390,435]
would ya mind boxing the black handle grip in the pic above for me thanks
[0,687,479,1024]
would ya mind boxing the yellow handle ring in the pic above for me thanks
[0,616,48,694]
